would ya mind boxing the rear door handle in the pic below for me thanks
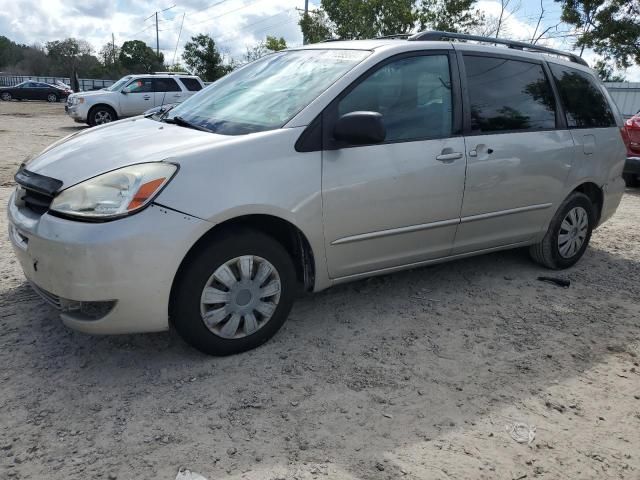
[436,152,463,162]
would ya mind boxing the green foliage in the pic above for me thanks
[556,0,640,68]
[182,34,231,82]
[593,59,626,82]
[417,0,485,33]
[265,36,287,51]
[119,40,164,74]
[299,0,484,43]
[299,9,333,43]
[321,0,414,39]
[45,38,93,76]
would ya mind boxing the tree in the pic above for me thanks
[45,38,93,76]
[265,36,287,52]
[417,0,485,33]
[321,0,414,39]
[556,0,640,68]
[593,59,626,82]
[182,34,231,82]
[244,36,288,63]
[299,0,484,43]
[119,40,164,74]
[299,9,333,43]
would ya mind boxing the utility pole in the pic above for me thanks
[112,33,116,65]
[156,12,160,56]
[303,0,309,45]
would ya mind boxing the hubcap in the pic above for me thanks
[558,206,589,258]
[200,255,281,339]
[94,111,112,124]
[47,94,56,102]
[1,93,10,100]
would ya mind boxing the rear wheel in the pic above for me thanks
[88,106,116,126]
[171,228,297,356]
[623,173,640,188]
[529,192,596,269]
[0,92,11,101]
[46,93,58,103]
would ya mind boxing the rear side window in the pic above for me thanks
[549,64,615,128]
[179,77,202,91]
[338,54,453,142]
[464,56,557,133]
[155,78,181,92]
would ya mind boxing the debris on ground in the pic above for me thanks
[506,423,536,445]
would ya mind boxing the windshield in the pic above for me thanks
[164,49,370,135]
[106,76,132,92]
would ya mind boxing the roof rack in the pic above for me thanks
[409,30,589,67]
[153,71,191,75]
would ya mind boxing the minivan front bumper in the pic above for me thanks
[7,191,213,334]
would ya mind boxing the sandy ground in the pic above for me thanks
[0,101,639,480]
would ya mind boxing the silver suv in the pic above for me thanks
[9,32,626,355]
[65,73,205,126]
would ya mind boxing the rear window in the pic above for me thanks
[464,55,557,133]
[155,78,181,92]
[549,64,615,128]
[179,77,202,91]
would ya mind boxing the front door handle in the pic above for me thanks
[436,152,463,162]
[143,95,151,100]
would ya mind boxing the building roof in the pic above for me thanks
[605,82,640,117]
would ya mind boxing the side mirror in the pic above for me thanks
[333,111,386,145]
[121,90,128,95]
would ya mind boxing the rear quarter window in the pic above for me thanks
[549,64,616,128]
[179,78,203,91]
[463,55,557,134]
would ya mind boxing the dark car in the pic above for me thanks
[623,112,640,187]
[0,81,72,103]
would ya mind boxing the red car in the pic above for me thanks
[624,113,640,187]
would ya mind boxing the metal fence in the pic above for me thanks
[604,82,640,118]
[0,75,115,91]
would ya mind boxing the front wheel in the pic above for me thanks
[529,192,596,269]
[88,106,116,126]
[46,93,58,103]
[171,228,297,356]
[1,92,11,101]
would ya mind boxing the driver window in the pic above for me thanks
[338,55,452,142]
[124,79,154,93]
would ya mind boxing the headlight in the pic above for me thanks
[50,163,177,220]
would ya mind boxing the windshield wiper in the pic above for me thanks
[162,116,213,133]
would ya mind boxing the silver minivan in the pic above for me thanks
[8,32,626,355]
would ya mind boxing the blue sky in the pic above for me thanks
[0,0,637,79]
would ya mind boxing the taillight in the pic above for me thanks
[621,126,631,149]
[625,115,640,130]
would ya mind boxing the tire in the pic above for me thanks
[46,93,58,103]
[0,92,11,101]
[171,228,297,356]
[88,105,116,126]
[623,173,640,188]
[529,192,596,269]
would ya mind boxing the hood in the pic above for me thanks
[25,117,233,189]
[70,89,112,98]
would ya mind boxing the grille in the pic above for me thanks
[29,281,63,310]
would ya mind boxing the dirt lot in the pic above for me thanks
[1,101,639,480]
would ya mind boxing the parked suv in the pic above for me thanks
[65,73,205,126]
[9,32,626,355]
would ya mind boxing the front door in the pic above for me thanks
[453,54,574,254]
[120,78,155,116]
[322,52,467,279]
